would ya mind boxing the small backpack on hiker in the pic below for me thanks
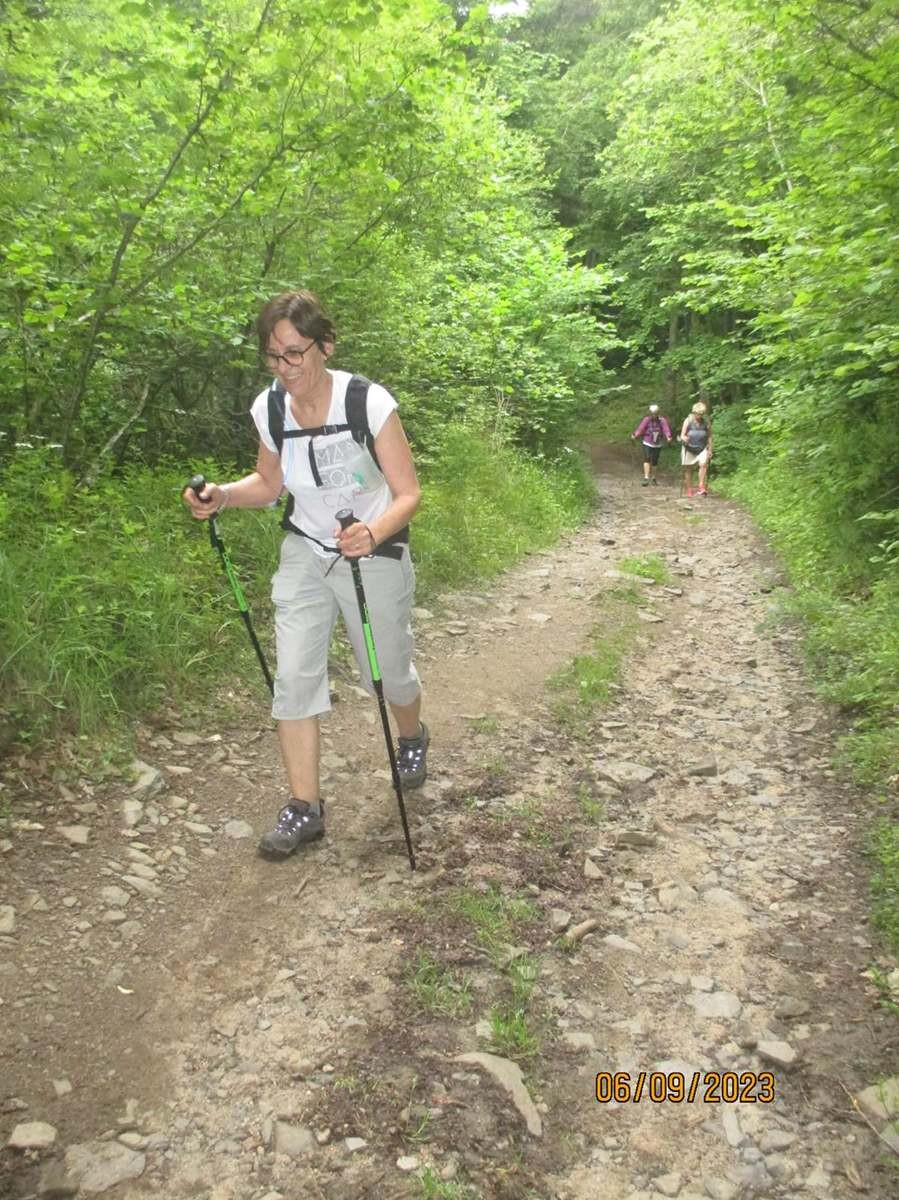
[266,374,408,559]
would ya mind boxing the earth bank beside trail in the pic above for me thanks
[1,445,897,1200]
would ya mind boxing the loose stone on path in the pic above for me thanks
[7,1121,57,1149]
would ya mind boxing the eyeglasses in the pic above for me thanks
[262,338,318,369]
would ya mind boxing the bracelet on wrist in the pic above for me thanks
[219,484,231,510]
[363,523,376,550]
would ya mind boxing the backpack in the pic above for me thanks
[646,416,664,445]
[266,373,408,559]
[685,418,709,454]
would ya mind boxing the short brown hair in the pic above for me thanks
[256,290,336,353]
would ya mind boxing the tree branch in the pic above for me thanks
[60,0,279,459]
[79,380,153,488]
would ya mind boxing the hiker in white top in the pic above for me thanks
[183,290,429,857]
[679,401,713,498]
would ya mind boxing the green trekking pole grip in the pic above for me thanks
[337,509,416,870]
[186,474,275,696]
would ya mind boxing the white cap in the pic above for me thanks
[649,404,659,414]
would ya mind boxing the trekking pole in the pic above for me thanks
[187,474,275,696]
[336,508,416,871]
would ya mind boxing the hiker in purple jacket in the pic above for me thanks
[631,404,673,486]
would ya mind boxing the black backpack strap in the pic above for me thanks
[267,381,287,454]
[269,373,410,555]
[345,374,378,466]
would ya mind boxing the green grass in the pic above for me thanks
[508,954,539,1006]
[871,818,899,955]
[445,888,543,1063]
[413,419,593,601]
[0,452,283,760]
[404,1109,433,1147]
[487,956,541,1059]
[488,1004,540,1060]
[448,886,537,961]
[581,379,648,443]
[417,1167,480,1200]
[576,784,606,824]
[405,951,473,1019]
[548,587,642,733]
[618,553,672,585]
[481,754,511,785]
[729,459,899,788]
[1,421,593,767]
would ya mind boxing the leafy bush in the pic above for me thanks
[871,818,899,955]
[0,430,592,753]
[729,461,899,787]
[0,450,281,751]
[413,418,592,597]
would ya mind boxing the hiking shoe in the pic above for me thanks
[258,801,324,857]
[697,488,707,497]
[397,722,429,789]
[641,477,649,486]
[650,477,658,486]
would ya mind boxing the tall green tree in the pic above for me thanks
[1,0,613,473]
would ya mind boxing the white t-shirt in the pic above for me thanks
[251,370,397,556]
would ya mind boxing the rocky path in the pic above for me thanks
[2,446,897,1200]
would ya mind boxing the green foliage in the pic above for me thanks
[548,587,640,733]
[0,431,590,753]
[413,419,592,600]
[447,885,536,962]
[416,1167,480,1200]
[584,384,647,444]
[618,553,671,584]
[0,449,280,750]
[405,951,473,1018]
[488,1002,540,1060]
[576,784,605,824]
[730,462,899,785]
[0,0,617,470]
[509,0,899,791]
[871,818,899,956]
[704,403,753,476]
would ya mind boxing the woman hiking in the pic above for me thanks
[631,403,673,486]
[183,290,428,859]
[679,401,713,498]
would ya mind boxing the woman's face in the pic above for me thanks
[265,318,332,402]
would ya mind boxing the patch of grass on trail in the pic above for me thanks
[447,885,538,965]
[405,951,473,1019]
[416,1167,481,1200]
[618,552,672,584]
[547,584,644,733]
[576,783,606,824]
[373,744,623,1193]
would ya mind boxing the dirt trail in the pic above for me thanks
[2,446,896,1200]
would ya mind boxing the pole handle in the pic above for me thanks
[187,473,207,498]
[336,508,355,532]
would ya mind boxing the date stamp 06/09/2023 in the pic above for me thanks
[595,1071,776,1105]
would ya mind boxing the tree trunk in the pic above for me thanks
[664,311,679,410]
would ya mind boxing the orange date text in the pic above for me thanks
[595,1071,775,1104]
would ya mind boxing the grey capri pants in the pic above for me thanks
[270,533,421,720]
